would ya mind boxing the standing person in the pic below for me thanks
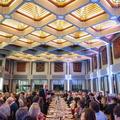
[39,88,47,114]
[90,101,107,120]
[105,97,117,120]
[10,97,19,120]
[67,92,73,107]
[80,108,96,120]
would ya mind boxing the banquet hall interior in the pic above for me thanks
[0,0,120,119]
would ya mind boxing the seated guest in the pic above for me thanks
[114,105,120,120]
[90,101,107,120]
[117,93,120,105]
[29,96,45,120]
[0,112,7,120]
[74,100,84,119]
[0,93,3,100]
[0,97,12,119]
[67,92,73,106]
[80,108,96,120]
[0,99,4,107]
[23,114,35,120]
[100,96,108,112]
[16,99,28,120]
[70,99,77,117]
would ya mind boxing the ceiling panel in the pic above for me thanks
[0,0,119,61]
[48,0,76,7]
[47,20,73,31]
[91,20,119,31]
[17,2,51,21]
[0,0,14,6]
[71,3,105,21]
[2,19,28,31]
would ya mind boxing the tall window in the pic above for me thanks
[101,46,107,65]
[113,37,120,59]
[54,62,63,72]
[87,60,90,72]
[0,60,2,66]
[36,62,45,72]
[5,60,10,72]
[17,62,26,72]
[73,62,82,72]
[92,54,97,70]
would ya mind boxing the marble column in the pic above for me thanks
[96,53,101,91]
[106,43,113,94]
[90,58,93,92]
[47,62,51,90]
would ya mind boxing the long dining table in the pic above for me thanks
[46,95,74,120]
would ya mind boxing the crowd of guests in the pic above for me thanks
[0,89,120,120]
[62,91,120,120]
[0,89,53,120]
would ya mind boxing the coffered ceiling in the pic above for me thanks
[0,0,120,62]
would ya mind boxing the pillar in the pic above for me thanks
[47,62,51,90]
[96,54,101,91]
[90,58,93,92]
[64,80,67,91]
[1,58,6,92]
[66,62,71,91]
[106,43,113,94]
[29,61,32,91]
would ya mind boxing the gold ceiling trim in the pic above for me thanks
[18,38,35,44]
[47,20,73,31]
[48,0,76,7]
[52,39,67,44]
[31,30,51,38]
[0,31,13,38]
[71,3,105,22]
[80,39,105,48]
[107,0,120,7]
[17,2,51,21]
[0,1,119,61]
[0,0,14,7]
[2,19,28,31]
[91,20,118,32]
[69,31,89,39]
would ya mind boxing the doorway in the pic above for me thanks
[52,80,64,91]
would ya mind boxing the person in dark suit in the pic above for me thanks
[105,97,117,120]
[39,88,47,114]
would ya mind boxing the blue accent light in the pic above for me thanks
[95,36,100,39]
[36,27,41,30]
[57,36,63,39]
[57,15,65,20]
[90,0,100,3]
[4,15,11,19]
[25,0,33,2]
[79,28,86,31]
[117,16,120,22]
[110,15,117,20]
